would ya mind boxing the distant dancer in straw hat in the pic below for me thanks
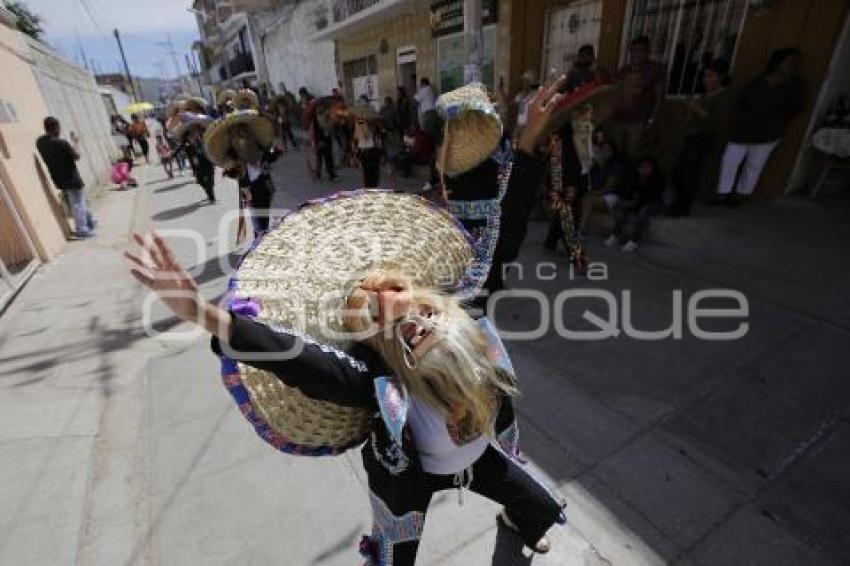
[204,108,278,237]
[172,112,217,203]
[351,99,384,188]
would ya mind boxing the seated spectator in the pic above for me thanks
[606,154,665,252]
[581,129,625,233]
[112,146,138,189]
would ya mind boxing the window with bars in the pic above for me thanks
[542,0,604,76]
[621,0,748,96]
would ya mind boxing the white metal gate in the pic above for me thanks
[0,177,40,312]
[542,0,604,77]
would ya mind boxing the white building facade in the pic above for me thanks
[256,0,338,98]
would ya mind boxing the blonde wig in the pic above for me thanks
[344,271,518,439]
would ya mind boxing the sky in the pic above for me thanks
[23,0,201,79]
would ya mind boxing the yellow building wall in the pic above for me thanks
[335,0,513,100]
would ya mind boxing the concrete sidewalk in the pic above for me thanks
[1,152,847,566]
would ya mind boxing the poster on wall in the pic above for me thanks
[352,75,380,110]
[437,27,496,94]
[430,0,498,38]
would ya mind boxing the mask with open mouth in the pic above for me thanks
[393,308,446,369]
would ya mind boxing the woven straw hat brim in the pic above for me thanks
[171,114,213,140]
[440,114,502,177]
[217,88,237,106]
[543,83,621,139]
[437,83,504,177]
[227,190,475,452]
[204,112,275,167]
[234,90,260,111]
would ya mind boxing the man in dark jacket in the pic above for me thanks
[36,116,96,238]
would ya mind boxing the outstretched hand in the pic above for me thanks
[517,74,568,154]
[125,232,201,323]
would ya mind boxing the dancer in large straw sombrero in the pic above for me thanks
[170,110,217,204]
[126,80,571,564]
[204,96,278,240]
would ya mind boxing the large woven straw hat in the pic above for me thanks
[233,89,260,111]
[217,88,237,107]
[170,112,213,141]
[542,81,621,139]
[221,190,475,455]
[436,83,503,177]
[169,96,208,117]
[203,110,275,167]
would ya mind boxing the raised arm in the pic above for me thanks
[125,232,376,409]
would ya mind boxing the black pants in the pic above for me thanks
[359,148,381,188]
[195,163,216,202]
[422,110,442,186]
[138,137,149,159]
[248,174,273,234]
[315,137,336,179]
[365,445,562,565]
[671,131,714,215]
[280,122,298,148]
[613,203,654,242]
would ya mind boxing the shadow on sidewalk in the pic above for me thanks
[152,202,203,222]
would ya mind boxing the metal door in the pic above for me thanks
[0,177,40,312]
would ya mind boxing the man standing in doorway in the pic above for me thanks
[36,117,96,238]
[414,77,440,190]
[610,36,666,165]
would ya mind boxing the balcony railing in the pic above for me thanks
[332,0,383,24]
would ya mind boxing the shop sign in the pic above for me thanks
[430,0,498,38]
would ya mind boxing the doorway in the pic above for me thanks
[397,46,417,97]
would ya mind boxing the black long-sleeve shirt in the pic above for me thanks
[212,314,385,410]
[731,75,806,144]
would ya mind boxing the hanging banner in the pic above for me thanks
[430,0,498,38]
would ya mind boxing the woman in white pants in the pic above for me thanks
[715,48,805,205]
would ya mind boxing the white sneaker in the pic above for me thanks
[417,182,433,194]
[605,235,618,247]
[622,240,638,253]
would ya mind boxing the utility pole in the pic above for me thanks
[463,0,483,84]
[113,28,138,101]
[186,53,203,95]
[158,34,184,82]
